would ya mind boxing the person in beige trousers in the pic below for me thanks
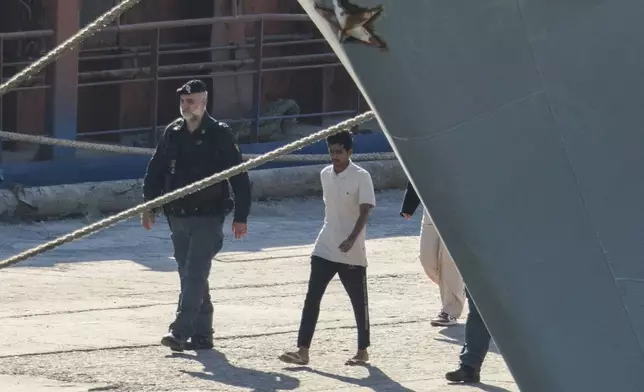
[400,181,465,326]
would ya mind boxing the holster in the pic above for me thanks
[221,198,234,216]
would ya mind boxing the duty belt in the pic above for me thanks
[165,205,219,216]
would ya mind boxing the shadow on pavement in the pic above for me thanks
[171,349,300,391]
[284,362,413,392]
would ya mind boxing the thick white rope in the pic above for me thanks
[0,129,397,162]
[0,130,153,155]
[0,111,376,269]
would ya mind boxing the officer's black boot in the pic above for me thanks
[161,331,188,352]
[445,365,481,383]
[185,335,214,350]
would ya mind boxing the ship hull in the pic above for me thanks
[299,0,644,390]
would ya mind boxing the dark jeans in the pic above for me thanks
[459,289,492,370]
[167,214,225,339]
[297,255,370,350]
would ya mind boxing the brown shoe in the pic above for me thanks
[278,351,309,365]
[445,365,481,383]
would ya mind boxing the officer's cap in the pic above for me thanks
[176,79,207,96]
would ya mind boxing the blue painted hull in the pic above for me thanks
[0,132,392,188]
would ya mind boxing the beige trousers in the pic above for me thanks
[419,210,465,318]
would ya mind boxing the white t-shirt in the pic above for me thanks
[312,161,376,267]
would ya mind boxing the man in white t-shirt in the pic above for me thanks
[278,130,376,366]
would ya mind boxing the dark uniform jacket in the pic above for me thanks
[400,181,422,217]
[143,113,251,223]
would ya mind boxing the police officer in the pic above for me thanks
[141,79,251,352]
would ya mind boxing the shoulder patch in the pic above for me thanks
[169,118,184,131]
[218,122,233,133]
[203,116,229,132]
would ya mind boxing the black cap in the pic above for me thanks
[176,79,207,96]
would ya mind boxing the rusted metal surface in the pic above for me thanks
[103,14,313,33]
[250,20,265,141]
[75,53,337,81]
[0,30,54,40]
[47,0,80,160]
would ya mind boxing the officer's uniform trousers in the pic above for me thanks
[419,209,465,318]
[167,212,225,339]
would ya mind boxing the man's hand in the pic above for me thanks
[141,210,155,230]
[401,213,412,220]
[232,221,248,239]
[339,235,356,253]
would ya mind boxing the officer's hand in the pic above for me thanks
[401,213,412,220]
[232,221,247,239]
[141,210,155,230]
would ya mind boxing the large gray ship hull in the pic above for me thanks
[299,0,644,390]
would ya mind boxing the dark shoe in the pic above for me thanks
[445,365,481,383]
[161,332,188,352]
[185,336,214,350]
